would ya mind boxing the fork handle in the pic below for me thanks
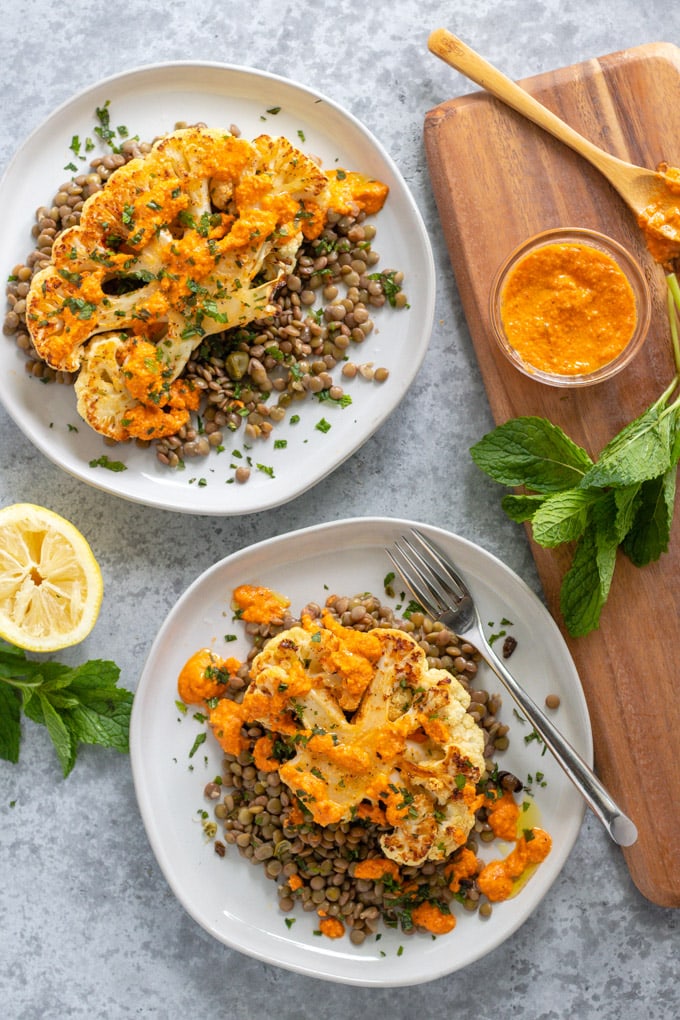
[466,621,638,847]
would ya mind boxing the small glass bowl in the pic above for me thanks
[489,227,652,387]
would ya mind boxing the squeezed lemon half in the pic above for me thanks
[0,503,103,652]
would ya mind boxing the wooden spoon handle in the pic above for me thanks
[428,29,631,184]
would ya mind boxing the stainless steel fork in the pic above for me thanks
[387,529,638,847]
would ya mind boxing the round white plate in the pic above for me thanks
[130,517,592,987]
[0,64,434,515]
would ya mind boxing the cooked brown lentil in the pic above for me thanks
[206,590,521,943]
[4,125,406,482]
[502,635,518,658]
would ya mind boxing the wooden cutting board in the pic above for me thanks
[424,42,680,907]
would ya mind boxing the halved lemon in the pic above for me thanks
[0,503,103,652]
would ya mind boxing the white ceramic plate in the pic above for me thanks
[130,517,592,987]
[0,64,434,515]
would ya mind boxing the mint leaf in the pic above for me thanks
[39,692,76,776]
[622,468,677,566]
[671,413,680,465]
[65,687,132,754]
[61,657,123,691]
[613,484,642,542]
[21,685,45,724]
[25,660,81,692]
[560,514,618,636]
[471,416,593,492]
[501,493,548,522]
[0,640,36,680]
[0,684,21,763]
[580,403,674,489]
[530,489,601,548]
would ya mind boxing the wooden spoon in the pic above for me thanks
[428,28,680,260]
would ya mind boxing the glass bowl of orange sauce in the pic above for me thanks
[489,227,652,387]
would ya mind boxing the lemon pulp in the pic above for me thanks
[0,503,103,652]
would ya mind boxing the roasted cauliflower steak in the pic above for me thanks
[209,612,486,867]
[26,126,331,440]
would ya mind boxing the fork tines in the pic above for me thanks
[388,530,463,617]
[411,530,468,598]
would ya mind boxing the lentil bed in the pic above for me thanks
[3,125,408,483]
[204,591,523,945]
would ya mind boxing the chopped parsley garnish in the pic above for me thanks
[368,269,408,308]
[62,296,96,320]
[188,732,207,758]
[402,599,425,620]
[316,389,352,408]
[93,100,132,153]
[88,454,127,472]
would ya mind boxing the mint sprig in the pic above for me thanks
[471,274,680,637]
[469,414,594,492]
[0,640,131,776]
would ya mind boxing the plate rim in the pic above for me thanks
[130,514,592,986]
[0,62,435,515]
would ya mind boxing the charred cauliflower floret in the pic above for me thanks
[25,126,331,440]
[73,334,201,441]
[208,611,486,867]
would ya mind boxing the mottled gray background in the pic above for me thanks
[0,1,677,1018]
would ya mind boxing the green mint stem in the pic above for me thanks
[0,675,43,691]
[666,273,680,376]
[653,373,679,412]
[666,270,680,313]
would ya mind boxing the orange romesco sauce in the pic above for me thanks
[637,163,680,265]
[485,790,521,840]
[177,648,241,704]
[353,857,400,882]
[410,901,457,935]
[326,170,389,216]
[477,828,552,902]
[232,583,290,624]
[500,242,637,376]
[318,915,346,939]
[445,847,480,893]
